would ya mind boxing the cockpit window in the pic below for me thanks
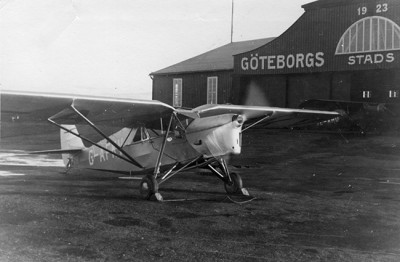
[132,128,141,142]
[141,127,149,141]
[148,129,159,138]
[132,126,151,143]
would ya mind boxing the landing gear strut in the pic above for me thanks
[138,156,250,201]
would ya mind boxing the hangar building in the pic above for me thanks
[150,38,274,108]
[151,0,400,108]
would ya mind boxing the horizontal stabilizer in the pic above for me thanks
[29,148,84,155]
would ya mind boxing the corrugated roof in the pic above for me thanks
[151,38,275,75]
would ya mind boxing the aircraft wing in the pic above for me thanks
[299,99,400,116]
[191,104,340,129]
[0,90,175,129]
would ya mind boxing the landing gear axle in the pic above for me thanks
[139,175,163,201]
[224,172,242,194]
[224,172,249,196]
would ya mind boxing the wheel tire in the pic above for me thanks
[224,172,243,194]
[139,175,158,200]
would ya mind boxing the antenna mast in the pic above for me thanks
[230,0,234,43]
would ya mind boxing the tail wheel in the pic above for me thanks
[139,175,159,200]
[224,172,243,194]
[64,158,73,174]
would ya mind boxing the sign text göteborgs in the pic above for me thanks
[240,52,325,71]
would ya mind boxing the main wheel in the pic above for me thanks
[224,172,243,194]
[139,175,159,200]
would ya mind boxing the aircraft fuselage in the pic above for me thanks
[66,114,244,173]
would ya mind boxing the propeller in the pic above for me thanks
[244,80,270,107]
[224,81,270,165]
[237,80,272,123]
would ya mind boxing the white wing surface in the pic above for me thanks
[191,104,340,129]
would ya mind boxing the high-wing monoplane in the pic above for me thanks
[0,90,340,201]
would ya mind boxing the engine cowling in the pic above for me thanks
[185,114,243,157]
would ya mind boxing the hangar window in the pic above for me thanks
[207,76,218,104]
[362,90,372,99]
[389,90,399,98]
[173,78,182,108]
[336,16,400,54]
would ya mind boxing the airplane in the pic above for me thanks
[0,90,341,201]
[299,99,399,134]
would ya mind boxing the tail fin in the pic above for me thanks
[60,125,85,165]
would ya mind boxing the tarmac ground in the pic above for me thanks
[0,128,400,261]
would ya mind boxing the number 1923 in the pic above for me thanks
[357,3,388,16]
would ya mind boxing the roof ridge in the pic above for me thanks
[151,37,275,75]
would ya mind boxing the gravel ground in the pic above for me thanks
[0,129,400,261]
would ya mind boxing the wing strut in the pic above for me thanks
[242,113,272,132]
[153,113,174,177]
[47,118,140,167]
[69,104,143,168]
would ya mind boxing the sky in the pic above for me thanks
[0,0,311,99]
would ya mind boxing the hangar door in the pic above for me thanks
[287,73,331,108]
[351,69,400,103]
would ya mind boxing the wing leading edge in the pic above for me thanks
[190,104,340,129]
[0,90,175,129]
